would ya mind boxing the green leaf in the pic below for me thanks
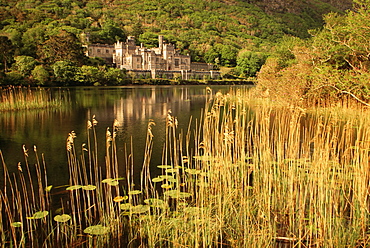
[102,178,120,186]
[128,190,142,195]
[82,185,96,190]
[131,204,150,214]
[27,211,49,219]
[185,169,201,175]
[66,185,82,190]
[54,214,71,223]
[166,168,178,173]
[11,222,22,227]
[84,225,109,235]
[120,203,132,211]
[114,196,128,202]
[152,177,164,183]
[161,183,172,189]
[45,185,53,192]
[144,198,166,207]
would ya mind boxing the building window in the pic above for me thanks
[97,49,101,53]
[106,50,109,53]
[175,59,179,67]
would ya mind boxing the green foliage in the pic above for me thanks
[235,50,268,78]
[311,8,370,72]
[38,30,86,66]
[13,56,36,76]
[273,36,304,69]
[138,32,160,48]
[76,65,103,85]
[0,0,353,85]
[4,71,25,85]
[52,61,78,84]
[32,65,50,85]
[0,36,14,73]
[104,67,127,85]
[257,2,370,107]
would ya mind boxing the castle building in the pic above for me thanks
[113,36,191,71]
[84,35,220,79]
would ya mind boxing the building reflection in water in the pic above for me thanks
[0,86,238,187]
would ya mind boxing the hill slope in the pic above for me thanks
[0,0,353,84]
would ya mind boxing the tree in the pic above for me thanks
[98,19,126,44]
[21,25,45,57]
[235,50,268,78]
[52,61,78,85]
[75,65,104,85]
[0,36,15,74]
[13,56,37,77]
[38,30,86,66]
[104,67,127,85]
[32,65,50,85]
[311,3,370,72]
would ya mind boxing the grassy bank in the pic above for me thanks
[0,86,68,111]
[1,88,370,247]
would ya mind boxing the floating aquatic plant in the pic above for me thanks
[84,225,109,235]
[27,211,49,220]
[113,196,128,202]
[66,185,82,191]
[54,214,71,223]
[127,190,142,195]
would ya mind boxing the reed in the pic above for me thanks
[0,86,68,111]
[1,87,370,247]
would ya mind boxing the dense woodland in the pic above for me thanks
[1,0,367,100]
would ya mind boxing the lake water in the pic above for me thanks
[0,85,248,187]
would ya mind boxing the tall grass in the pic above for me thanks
[1,87,370,247]
[0,86,68,111]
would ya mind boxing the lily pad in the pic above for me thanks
[167,178,178,183]
[185,169,201,175]
[161,183,173,189]
[11,222,22,227]
[27,211,49,220]
[131,205,150,214]
[166,168,178,173]
[84,225,109,235]
[128,190,142,195]
[120,203,132,211]
[159,175,174,180]
[152,177,164,183]
[66,185,82,191]
[113,196,128,202]
[144,198,166,207]
[102,178,120,186]
[82,185,96,190]
[54,214,71,223]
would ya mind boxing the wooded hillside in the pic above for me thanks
[0,0,353,85]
